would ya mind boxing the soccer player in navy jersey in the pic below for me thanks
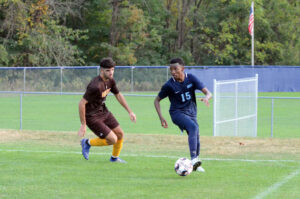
[154,58,212,172]
[78,57,136,163]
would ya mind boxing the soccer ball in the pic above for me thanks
[174,157,193,176]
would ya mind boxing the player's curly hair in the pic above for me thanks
[170,58,184,66]
[100,57,116,68]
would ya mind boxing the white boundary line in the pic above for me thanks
[253,167,300,199]
[0,148,300,163]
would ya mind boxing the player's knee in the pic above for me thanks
[187,124,198,135]
[113,128,124,140]
[106,131,118,145]
[106,136,117,145]
[116,131,124,140]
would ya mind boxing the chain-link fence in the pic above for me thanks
[0,66,300,137]
[0,66,170,93]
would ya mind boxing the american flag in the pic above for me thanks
[248,2,254,36]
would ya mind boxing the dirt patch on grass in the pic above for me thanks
[125,133,300,159]
[0,129,78,146]
[200,136,300,156]
[1,130,300,159]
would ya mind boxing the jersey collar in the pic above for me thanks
[172,73,187,82]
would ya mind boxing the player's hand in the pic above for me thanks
[200,97,210,107]
[160,117,168,128]
[78,124,86,137]
[129,112,136,123]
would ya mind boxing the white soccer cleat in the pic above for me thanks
[196,166,205,172]
[191,157,202,171]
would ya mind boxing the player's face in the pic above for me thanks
[170,64,184,81]
[101,67,115,80]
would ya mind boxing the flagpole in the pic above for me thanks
[251,1,254,67]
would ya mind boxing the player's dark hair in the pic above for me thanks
[170,58,184,66]
[100,57,116,68]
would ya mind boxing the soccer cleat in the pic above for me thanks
[110,156,127,163]
[196,166,205,172]
[191,157,202,171]
[81,138,91,160]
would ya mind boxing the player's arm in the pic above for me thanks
[191,74,212,107]
[200,88,212,107]
[114,92,136,123]
[78,98,88,137]
[154,96,168,128]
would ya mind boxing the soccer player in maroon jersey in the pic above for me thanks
[78,57,136,163]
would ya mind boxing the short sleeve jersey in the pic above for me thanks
[158,73,205,117]
[83,76,119,116]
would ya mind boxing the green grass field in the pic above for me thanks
[0,92,300,198]
[0,130,300,199]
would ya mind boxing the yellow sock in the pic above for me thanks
[112,139,123,157]
[89,138,108,146]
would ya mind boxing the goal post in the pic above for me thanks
[213,74,258,137]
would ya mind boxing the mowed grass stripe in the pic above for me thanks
[1,148,300,163]
[1,151,300,199]
[1,130,300,199]
[253,167,300,199]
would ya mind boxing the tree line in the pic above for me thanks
[0,0,299,67]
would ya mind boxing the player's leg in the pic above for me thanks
[108,126,126,163]
[81,115,113,160]
[172,114,203,171]
[185,120,201,170]
[106,112,126,163]
[171,114,198,158]
[191,117,200,157]
[81,131,116,160]
[190,117,205,172]
[193,132,205,172]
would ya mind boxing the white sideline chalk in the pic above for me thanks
[253,167,300,199]
[0,148,300,163]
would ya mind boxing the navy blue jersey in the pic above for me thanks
[158,73,205,117]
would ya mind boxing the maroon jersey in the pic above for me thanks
[83,76,119,116]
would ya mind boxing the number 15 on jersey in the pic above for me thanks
[181,91,191,102]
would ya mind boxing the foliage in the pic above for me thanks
[0,0,87,66]
[0,0,299,66]
[0,44,8,65]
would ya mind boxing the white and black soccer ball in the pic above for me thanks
[174,157,193,176]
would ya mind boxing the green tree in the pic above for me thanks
[186,0,300,65]
[0,0,87,66]
[1,0,299,66]
[0,44,8,66]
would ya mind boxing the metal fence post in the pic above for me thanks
[213,79,216,136]
[60,67,63,95]
[271,98,274,137]
[255,74,258,137]
[20,93,23,130]
[131,66,134,92]
[23,68,26,92]
[235,82,238,136]
[166,67,168,80]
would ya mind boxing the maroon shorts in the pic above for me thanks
[86,111,119,138]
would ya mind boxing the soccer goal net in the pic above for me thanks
[213,74,258,137]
